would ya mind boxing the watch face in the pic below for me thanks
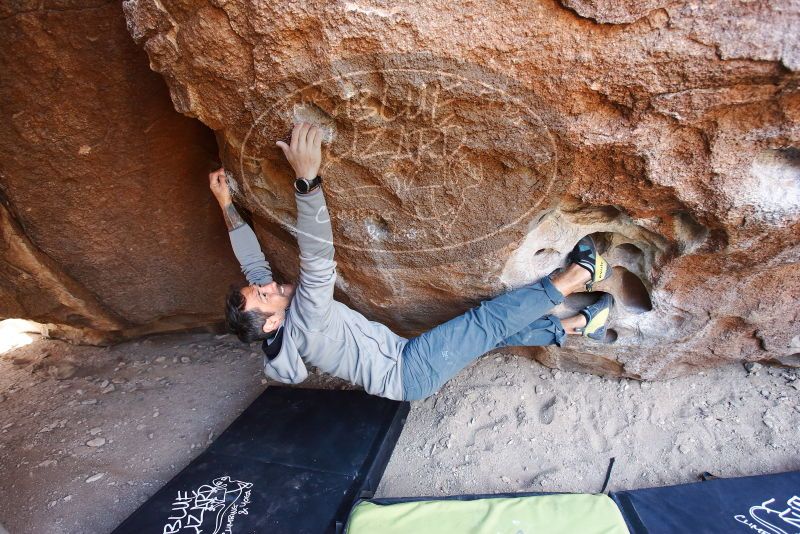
[295,179,309,193]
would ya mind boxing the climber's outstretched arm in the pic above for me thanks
[277,123,336,327]
[209,168,273,285]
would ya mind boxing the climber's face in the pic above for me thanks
[241,282,295,331]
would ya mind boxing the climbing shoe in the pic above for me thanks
[577,293,614,341]
[568,235,611,291]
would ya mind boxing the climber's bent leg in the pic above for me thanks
[494,314,566,348]
[400,276,564,401]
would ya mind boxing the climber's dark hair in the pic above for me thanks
[225,283,275,343]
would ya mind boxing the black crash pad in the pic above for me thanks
[112,387,409,534]
[612,470,800,534]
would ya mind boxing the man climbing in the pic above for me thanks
[209,122,614,401]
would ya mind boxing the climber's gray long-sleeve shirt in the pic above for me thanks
[228,188,407,400]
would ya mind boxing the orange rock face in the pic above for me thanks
[2,1,798,378]
[121,0,799,378]
[0,1,241,343]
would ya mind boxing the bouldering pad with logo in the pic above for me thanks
[112,387,409,534]
[344,471,800,534]
[612,470,800,534]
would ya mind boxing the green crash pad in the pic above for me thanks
[346,493,630,534]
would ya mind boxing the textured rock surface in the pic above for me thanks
[121,0,800,378]
[0,0,241,343]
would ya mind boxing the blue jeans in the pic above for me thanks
[401,276,565,400]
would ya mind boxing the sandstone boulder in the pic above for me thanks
[121,0,800,378]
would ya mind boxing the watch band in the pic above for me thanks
[294,175,322,194]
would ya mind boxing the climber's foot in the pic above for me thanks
[568,235,611,291]
[576,293,614,341]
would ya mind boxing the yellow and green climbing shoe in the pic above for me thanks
[568,235,612,291]
[577,293,614,341]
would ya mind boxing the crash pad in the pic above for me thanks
[346,493,629,534]
[112,387,409,534]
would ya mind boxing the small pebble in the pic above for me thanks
[86,438,106,447]
[85,473,104,483]
[744,362,762,374]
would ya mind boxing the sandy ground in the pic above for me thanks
[0,332,798,533]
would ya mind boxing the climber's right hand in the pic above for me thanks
[209,167,231,206]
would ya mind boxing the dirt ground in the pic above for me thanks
[0,331,798,533]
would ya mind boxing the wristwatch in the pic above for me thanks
[294,175,322,194]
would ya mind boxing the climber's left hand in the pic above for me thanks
[276,122,322,181]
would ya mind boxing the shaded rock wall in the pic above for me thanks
[122,0,800,378]
[0,0,241,343]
